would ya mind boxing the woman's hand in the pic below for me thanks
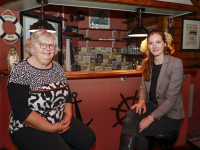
[130,100,146,115]
[139,115,154,133]
[52,121,70,134]
[57,115,72,134]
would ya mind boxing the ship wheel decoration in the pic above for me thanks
[110,90,139,127]
[72,92,93,126]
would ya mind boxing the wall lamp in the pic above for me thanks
[128,8,148,37]
[28,0,56,33]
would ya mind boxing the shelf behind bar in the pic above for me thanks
[62,32,84,37]
[78,39,126,42]
[79,28,127,31]
[122,54,145,59]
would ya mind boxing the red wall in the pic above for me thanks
[188,68,200,133]
[0,7,20,149]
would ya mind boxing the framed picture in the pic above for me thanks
[181,18,200,52]
[89,9,110,29]
[20,11,63,65]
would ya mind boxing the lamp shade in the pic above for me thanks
[29,12,56,33]
[128,21,148,37]
[128,8,148,37]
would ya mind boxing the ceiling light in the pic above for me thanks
[28,0,56,33]
[128,8,148,37]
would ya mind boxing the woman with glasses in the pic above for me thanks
[119,29,185,150]
[7,29,96,150]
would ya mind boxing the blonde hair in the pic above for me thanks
[24,29,60,57]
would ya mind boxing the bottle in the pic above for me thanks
[95,23,98,29]
[91,19,94,28]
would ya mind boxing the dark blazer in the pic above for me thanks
[139,55,185,120]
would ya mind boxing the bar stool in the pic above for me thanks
[146,129,179,150]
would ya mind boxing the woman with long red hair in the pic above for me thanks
[119,29,185,150]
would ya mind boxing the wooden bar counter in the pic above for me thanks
[0,69,197,150]
[0,68,197,79]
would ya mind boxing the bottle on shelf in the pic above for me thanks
[91,19,94,28]
[95,23,98,29]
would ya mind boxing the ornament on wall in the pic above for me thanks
[0,9,23,45]
[72,92,93,126]
[7,45,20,71]
[110,90,139,127]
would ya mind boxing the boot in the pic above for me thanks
[119,133,136,150]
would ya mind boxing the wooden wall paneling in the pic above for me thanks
[174,52,200,68]
[172,19,181,28]
[171,36,181,45]
[172,28,181,36]
[173,44,181,52]
[182,59,200,68]
[174,52,200,59]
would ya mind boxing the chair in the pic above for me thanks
[146,129,179,150]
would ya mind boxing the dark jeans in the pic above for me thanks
[10,116,96,150]
[121,101,184,150]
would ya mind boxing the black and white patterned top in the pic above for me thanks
[7,60,72,134]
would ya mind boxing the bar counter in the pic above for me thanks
[0,68,197,150]
[0,68,197,79]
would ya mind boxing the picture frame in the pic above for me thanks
[89,9,110,29]
[181,18,200,52]
[20,11,63,65]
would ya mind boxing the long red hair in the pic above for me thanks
[142,29,170,81]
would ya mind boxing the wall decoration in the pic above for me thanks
[89,9,110,29]
[0,9,23,45]
[110,90,139,127]
[7,45,20,71]
[20,11,63,65]
[71,92,93,126]
[181,18,200,52]
[73,47,126,71]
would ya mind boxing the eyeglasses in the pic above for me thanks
[39,43,56,50]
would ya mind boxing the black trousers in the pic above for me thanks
[10,116,96,150]
[121,101,184,150]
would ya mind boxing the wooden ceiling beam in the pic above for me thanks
[87,0,197,12]
[0,0,18,6]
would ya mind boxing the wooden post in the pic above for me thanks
[163,16,169,32]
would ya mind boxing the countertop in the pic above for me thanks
[0,69,197,80]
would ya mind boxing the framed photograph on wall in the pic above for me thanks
[20,11,63,65]
[89,9,110,29]
[181,18,200,52]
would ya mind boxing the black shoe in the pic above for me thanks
[119,133,136,150]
